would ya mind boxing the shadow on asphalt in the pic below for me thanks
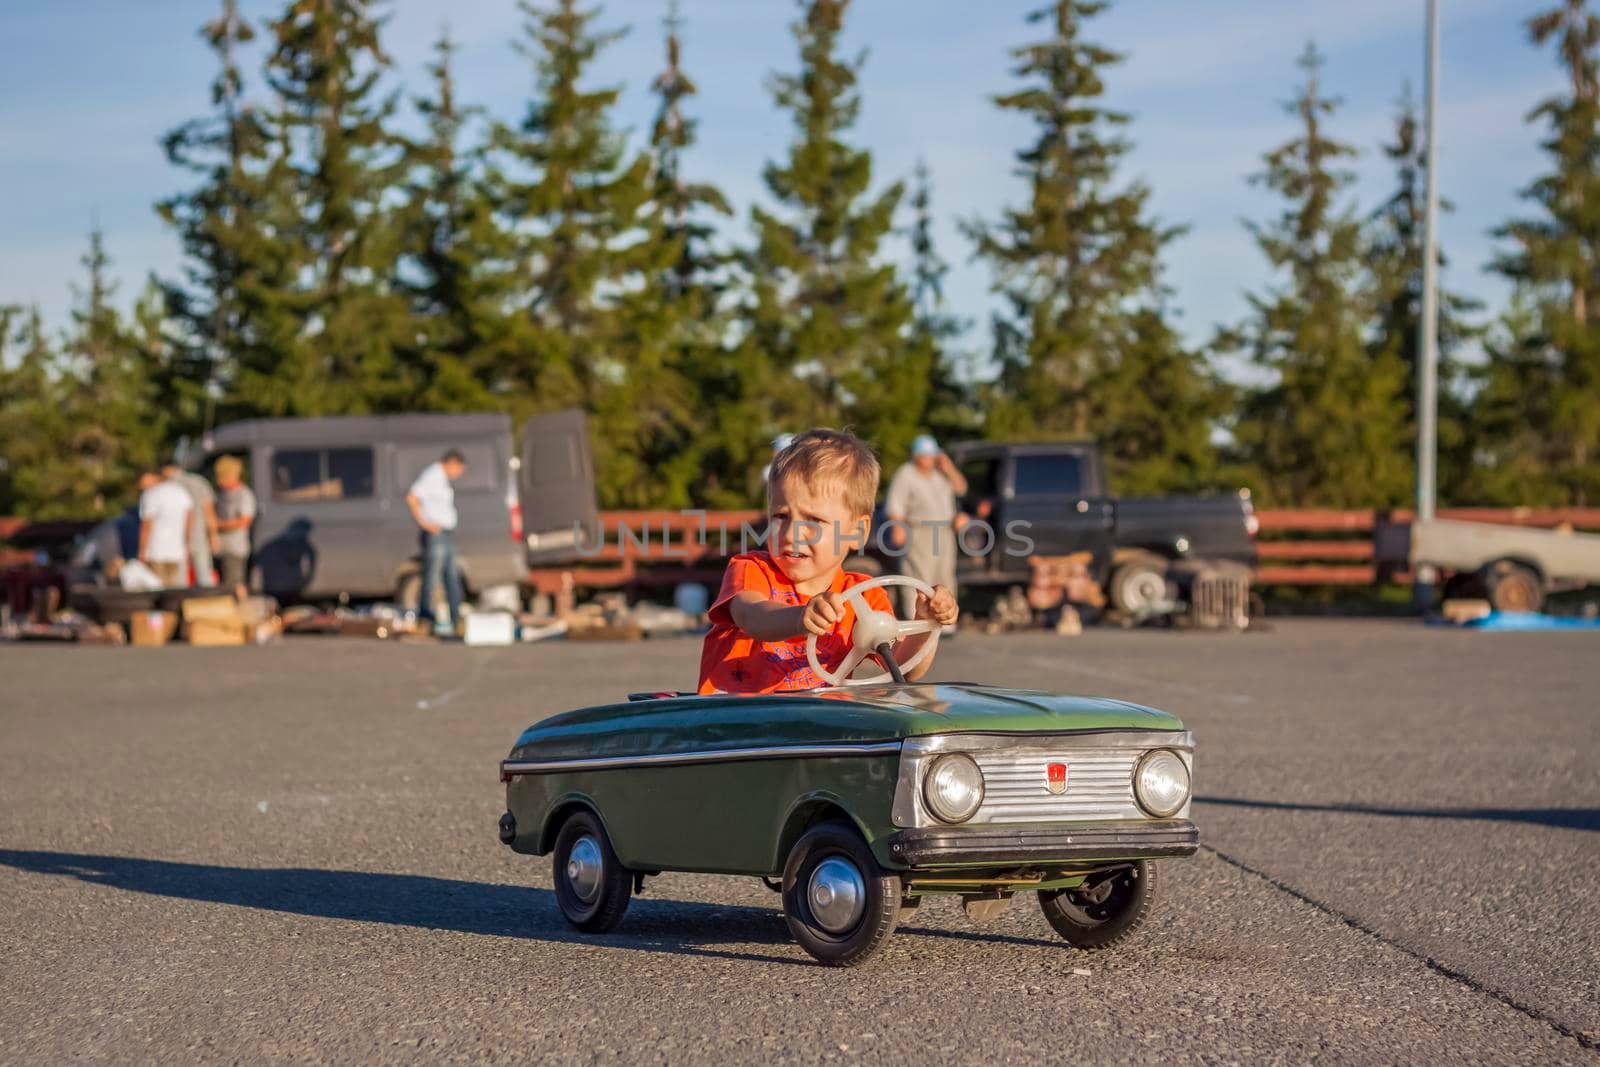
[0,850,1061,962]
[1196,796,1600,832]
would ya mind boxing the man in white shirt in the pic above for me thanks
[405,448,467,635]
[137,469,195,588]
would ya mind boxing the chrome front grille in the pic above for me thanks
[1187,566,1251,630]
[970,750,1142,824]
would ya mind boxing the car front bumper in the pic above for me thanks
[885,819,1199,868]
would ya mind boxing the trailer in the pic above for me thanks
[1410,517,1600,612]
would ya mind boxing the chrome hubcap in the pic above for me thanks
[1126,571,1166,609]
[807,857,865,934]
[566,835,603,903]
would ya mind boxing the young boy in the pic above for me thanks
[699,429,959,694]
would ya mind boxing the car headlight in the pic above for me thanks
[1133,749,1191,818]
[924,753,985,823]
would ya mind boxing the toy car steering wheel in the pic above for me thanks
[805,574,940,687]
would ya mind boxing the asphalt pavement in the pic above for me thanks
[1,620,1596,1063]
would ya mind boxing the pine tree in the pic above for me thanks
[237,0,412,416]
[740,0,928,471]
[490,0,651,408]
[0,308,62,517]
[490,0,656,504]
[649,3,731,303]
[156,0,272,436]
[130,278,185,449]
[969,0,1168,439]
[1461,297,1569,504]
[0,305,22,376]
[396,29,510,411]
[601,4,734,507]
[1368,86,1481,503]
[1487,0,1600,504]
[1092,310,1228,495]
[908,159,978,444]
[53,231,162,516]
[1220,43,1410,507]
[968,1,1217,491]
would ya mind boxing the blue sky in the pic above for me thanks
[0,0,1563,369]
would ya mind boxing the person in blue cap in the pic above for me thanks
[884,433,967,623]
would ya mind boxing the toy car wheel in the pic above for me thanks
[552,809,632,933]
[1038,861,1157,950]
[781,821,900,967]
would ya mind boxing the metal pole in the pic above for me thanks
[1414,0,1441,606]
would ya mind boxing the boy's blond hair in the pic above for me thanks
[766,428,880,516]
[214,455,243,480]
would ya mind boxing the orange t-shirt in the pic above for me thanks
[698,552,895,694]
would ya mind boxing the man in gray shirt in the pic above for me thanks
[212,455,257,597]
[164,461,218,587]
[884,434,968,621]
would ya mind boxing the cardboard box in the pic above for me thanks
[463,611,516,646]
[187,616,248,646]
[181,596,241,623]
[180,595,247,646]
[129,610,179,647]
[237,595,279,626]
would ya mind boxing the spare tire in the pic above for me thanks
[1108,558,1169,616]
[1484,561,1542,614]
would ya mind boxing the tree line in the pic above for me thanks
[2,0,1597,520]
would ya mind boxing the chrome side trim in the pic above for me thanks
[501,741,903,777]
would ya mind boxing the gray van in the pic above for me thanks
[190,410,597,605]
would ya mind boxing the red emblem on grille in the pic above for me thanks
[1046,762,1068,795]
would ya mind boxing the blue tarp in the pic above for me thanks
[1446,611,1600,632]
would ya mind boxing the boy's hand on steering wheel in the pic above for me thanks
[915,586,959,627]
[801,591,847,636]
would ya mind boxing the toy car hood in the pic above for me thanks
[507,683,1185,764]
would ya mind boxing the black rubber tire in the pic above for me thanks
[1038,861,1158,950]
[1440,572,1477,603]
[781,821,900,967]
[551,810,632,933]
[1108,558,1168,616]
[1484,561,1542,614]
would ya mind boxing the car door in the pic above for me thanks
[519,409,600,563]
[1001,449,1114,570]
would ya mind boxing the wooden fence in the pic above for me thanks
[1253,507,1600,586]
[6,509,1599,592]
[528,507,1600,593]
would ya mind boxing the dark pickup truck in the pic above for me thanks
[945,441,1257,623]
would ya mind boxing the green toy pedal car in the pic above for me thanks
[499,576,1196,966]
